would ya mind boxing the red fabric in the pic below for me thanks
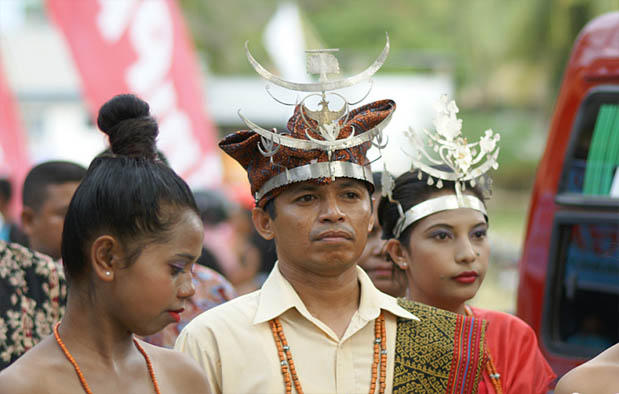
[0,62,29,219]
[469,306,556,394]
[45,0,220,187]
[446,313,487,394]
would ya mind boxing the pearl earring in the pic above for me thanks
[105,271,111,276]
[401,262,408,268]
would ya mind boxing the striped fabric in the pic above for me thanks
[446,313,487,393]
[393,299,487,394]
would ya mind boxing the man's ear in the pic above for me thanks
[252,207,274,240]
[20,207,36,235]
[90,235,123,281]
[385,239,410,270]
[368,211,376,233]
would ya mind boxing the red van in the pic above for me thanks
[516,12,619,378]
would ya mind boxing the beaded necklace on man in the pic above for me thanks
[269,311,387,394]
[53,322,161,394]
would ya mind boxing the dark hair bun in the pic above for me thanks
[97,94,159,159]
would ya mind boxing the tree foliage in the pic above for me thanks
[180,0,616,109]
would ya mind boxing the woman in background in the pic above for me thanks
[0,94,209,393]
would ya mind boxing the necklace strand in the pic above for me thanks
[464,306,503,394]
[53,322,162,394]
[269,312,386,394]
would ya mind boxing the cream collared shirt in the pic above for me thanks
[175,263,417,394]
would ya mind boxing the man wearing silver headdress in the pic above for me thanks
[175,36,487,394]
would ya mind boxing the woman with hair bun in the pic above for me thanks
[0,94,210,393]
[378,95,555,393]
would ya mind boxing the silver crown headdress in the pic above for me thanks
[240,34,393,201]
[384,94,501,238]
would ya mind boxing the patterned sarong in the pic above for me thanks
[393,299,487,394]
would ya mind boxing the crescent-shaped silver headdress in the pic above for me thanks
[238,33,394,202]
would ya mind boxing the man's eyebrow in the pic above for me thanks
[288,183,320,193]
[338,180,365,189]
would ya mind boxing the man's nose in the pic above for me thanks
[318,194,345,223]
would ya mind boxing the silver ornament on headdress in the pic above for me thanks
[240,33,394,201]
[383,94,501,238]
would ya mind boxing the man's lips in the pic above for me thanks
[168,308,184,322]
[362,261,394,279]
[314,230,353,241]
[453,271,478,284]
[368,268,393,279]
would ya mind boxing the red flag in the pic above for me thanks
[46,0,221,187]
[0,60,30,219]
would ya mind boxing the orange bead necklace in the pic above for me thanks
[53,322,162,394]
[269,311,387,394]
[464,306,503,394]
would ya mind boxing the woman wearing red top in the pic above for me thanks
[378,95,556,393]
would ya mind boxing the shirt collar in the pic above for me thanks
[253,262,418,325]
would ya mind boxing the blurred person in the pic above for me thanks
[0,179,12,241]
[554,342,619,394]
[193,189,231,275]
[357,172,407,297]
[0,240,66,370]
[0,94,209,392]
[21,161,86,260]
[200,190,261,294]
[0,178,26,244]
[379,95,556,394]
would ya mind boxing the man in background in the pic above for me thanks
[357,172,407,298]
[21,161,86,260]
[0,179,14,242]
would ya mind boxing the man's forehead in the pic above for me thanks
[282,178,369,194]
[42,182,80,204]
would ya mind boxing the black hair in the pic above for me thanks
[96,147,170,167]
[372,172,382,194]
[22,161,87,211]
[264,197,276,219]
[61,94,199,283]
[0,178,11,203]
[193,189,231,225]
[378,171,487,245]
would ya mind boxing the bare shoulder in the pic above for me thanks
[139,340,211,394]
[0,337,67,394]
[0,366,28,394]
[555,343,619,394]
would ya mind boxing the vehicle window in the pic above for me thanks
[560,88,619,198]
[543,217,619,358]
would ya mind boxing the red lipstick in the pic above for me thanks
[168,308,184,322]
[453,271,478,284]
